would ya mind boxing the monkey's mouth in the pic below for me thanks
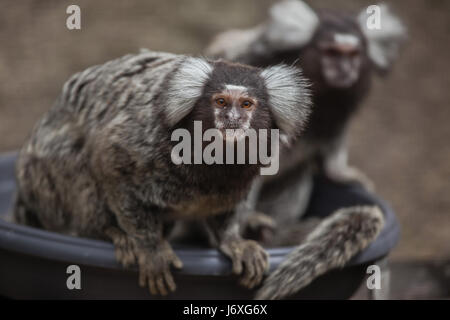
[218,128,246,142]
[333,77,357,88]
[324,71,359,89]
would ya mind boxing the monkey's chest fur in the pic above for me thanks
[167,193,240,220]
[161,163,257,220]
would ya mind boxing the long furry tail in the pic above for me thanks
[255,205,384,300]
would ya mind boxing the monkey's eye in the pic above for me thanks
[241,100,253,109]
[349,49,360,57]
[215,98,227,107]
[325,48,340,57]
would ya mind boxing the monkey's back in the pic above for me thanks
[14,51,183,237]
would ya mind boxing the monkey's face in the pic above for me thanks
[212,85,259,139]
[302,13,368,90]
[318,32,363,89]
[186,61,273,141]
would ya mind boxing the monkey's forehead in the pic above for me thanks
[317,11,363,37]
[319,10,359,27]
[213,85,254,101]
[316,28,363,49]
[205,61,266,94]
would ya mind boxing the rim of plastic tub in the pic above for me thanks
[0,152,400,275]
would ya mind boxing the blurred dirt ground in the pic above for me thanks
[0,0,449,262]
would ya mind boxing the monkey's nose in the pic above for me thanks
[225,110,241,121]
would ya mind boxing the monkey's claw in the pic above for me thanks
[136,241,183,296]
[220,239,269,289]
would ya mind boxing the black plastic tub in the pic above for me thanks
[0,152,400,299]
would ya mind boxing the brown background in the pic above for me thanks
[0,0,449,262]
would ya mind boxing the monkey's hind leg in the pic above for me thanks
[255,205,384,300]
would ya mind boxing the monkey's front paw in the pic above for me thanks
[136,241,183,296]
[220,239,269,289]
[105,227,137,268]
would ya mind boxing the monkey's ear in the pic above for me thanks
[260,65,312,139]
[205,0,319,61]
[358,4,407,74]
[205,27,264,61]
[264,0,319,51]
[165,57,213,127]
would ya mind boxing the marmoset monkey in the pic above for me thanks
[207,0,406,299]
[13,50,312,296]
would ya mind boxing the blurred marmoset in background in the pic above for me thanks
[207,0,406,299]
[13,50,312,295]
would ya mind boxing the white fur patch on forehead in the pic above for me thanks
[165,56,213,126]
[265,0,319,50]
[260,64,311,138]
[225,84,248,93]
[334,33,360,47]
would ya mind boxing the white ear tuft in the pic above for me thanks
[205,26,265,61]
[264,0,319,51]
[165,57,213,126]
[358,4,407,71]
[260,64,311,139]
[205,1,318,62]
